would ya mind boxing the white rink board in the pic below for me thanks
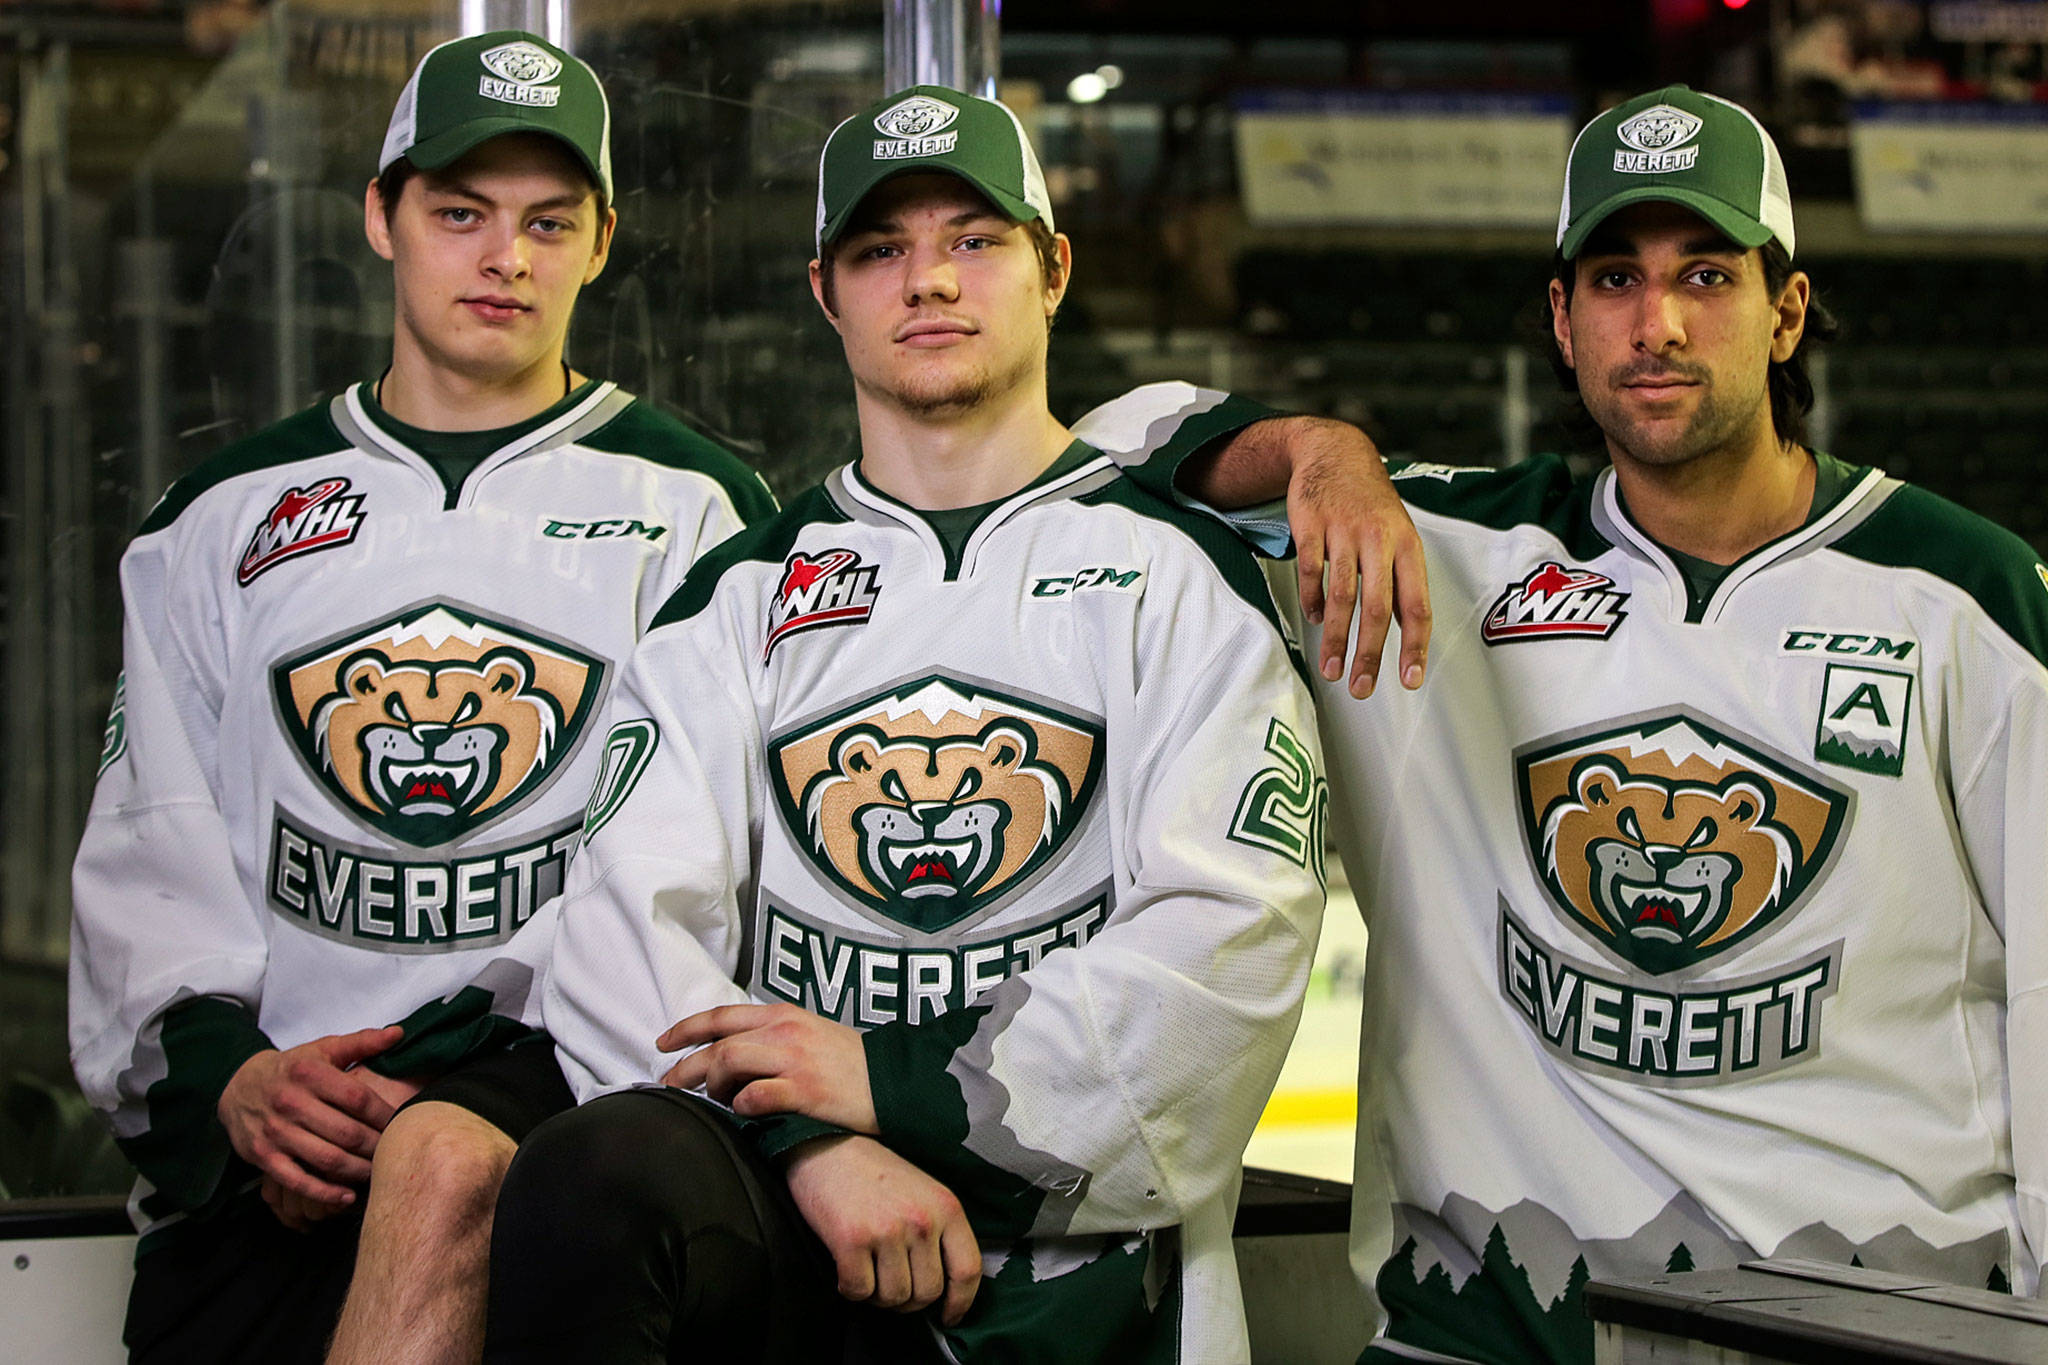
[0,1233,135,1364]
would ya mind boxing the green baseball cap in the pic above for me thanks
[816,85,1054,250]
[379,31,613,202]
[1557,84,1794,260]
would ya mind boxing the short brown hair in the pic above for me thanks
[817,217,1064,319]
[375,158,418,224]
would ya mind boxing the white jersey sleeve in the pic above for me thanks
[1072,381,1294,556]
[649,461,777,609]
[1955,592,2048,1283]
[860,553,1327,1241]
[540,621,764,1101]
[69,526,274,1208]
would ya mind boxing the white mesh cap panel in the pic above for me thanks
[378,36,464,173]
[1555,117,1597,249]
[589,54,614,200]
[996,99,1056,235]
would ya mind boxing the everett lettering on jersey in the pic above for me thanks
[1499,902,1841,1083]
[755,890,1110,1025]
[268,809,577,950]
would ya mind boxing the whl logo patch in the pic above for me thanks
[765,549,881,663]
[1615,104,1703,173]
[769,675,1102,933]
[1516,714,1849,976]
[479,40,562,106]
[240,478,366,586]
[1482,562,1629,644]
[873,93,960,160]
[1390,462,1486,484]
[273,604,605,847]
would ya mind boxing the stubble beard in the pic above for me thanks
[861,342,1039,419]
[1584,363,1764,469]
[871,362,998,417]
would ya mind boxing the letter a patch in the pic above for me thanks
[1814,663,1912,777]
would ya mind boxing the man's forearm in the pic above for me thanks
[1175,415,1316,509]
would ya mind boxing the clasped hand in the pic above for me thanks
[217,1025,423,1230]
[658,1002,876,1133]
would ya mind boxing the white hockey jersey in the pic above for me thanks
[541,446,1327,1362]
[70,379,773,1234]
[1078,383,2048,1364]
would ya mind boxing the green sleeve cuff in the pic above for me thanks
[117,997,272,1212]
[734,1112,852,1161]
[864,1013,1044,1238]
[1118,393,1288,504]
[371,985,535,1079]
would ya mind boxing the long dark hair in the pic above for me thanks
[1545,239,1839,448]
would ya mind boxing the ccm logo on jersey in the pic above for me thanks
[1030,566,1143,598]
[1481,562,1629,644]
[1780,628,1915,660]
[765,549,881,663]
[239,478,366,586]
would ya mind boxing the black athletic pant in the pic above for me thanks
[482,1087,941,1365]
[124,1036,573,1365]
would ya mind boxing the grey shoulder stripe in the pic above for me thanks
[329,388,373,454]
[826,466,900,530]
[531,382,631,455]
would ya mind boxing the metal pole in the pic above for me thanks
[123,231,175,517]
[9,40,85,963]
[5,43,55,960]
[885,0,998,97]
[1500,346,1530,469]
[461,0,557,41]
[255,15,302,422]
[44,53,89,947]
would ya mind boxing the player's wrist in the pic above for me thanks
[218,1047,281,1114]
[779,1131,862,1178]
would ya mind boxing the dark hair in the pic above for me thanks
[375,159,418,224]
[817,216,1065,319]
[373,150,609,228]
[1546,237,1839,448]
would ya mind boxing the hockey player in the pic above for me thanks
[480,86,1328,1362]
[69,31,773,1365]
[1077,84,2048,1363]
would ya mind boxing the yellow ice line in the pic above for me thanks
[1257,1087,1357,1127]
